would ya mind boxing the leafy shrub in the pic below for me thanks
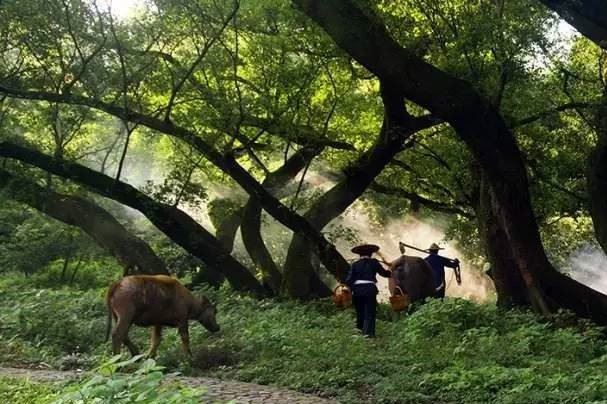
[0,204,106,278]
[29,258,122,290]
[0,274,111,366]
[2,288,106,354]
[52,355,207,404]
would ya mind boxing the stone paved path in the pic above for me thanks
[0,367,338,404]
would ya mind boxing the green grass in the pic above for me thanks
[2,271,607,403]
[0,377,60,403]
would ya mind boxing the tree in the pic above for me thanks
[291,0,607,323]
[0,0,354,293]
[3,0,607,312]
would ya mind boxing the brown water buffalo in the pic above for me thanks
[389,256,437,303]
[105,275,219,357]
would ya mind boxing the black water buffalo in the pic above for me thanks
[390,256,437,302]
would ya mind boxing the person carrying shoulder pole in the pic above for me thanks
[423,243,460,298]
[345,244,391,338]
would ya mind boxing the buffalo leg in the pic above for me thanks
[178,325,192,356]
[124,336,139,356]
[147,325,162,358]
[111,315,134,355]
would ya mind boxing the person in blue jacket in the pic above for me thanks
[424,243,460,298]
[345,244,391,338]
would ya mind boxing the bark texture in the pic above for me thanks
[476,170,529,307]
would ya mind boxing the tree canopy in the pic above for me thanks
[1,0,607,321]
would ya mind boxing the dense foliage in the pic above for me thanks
[0,0,603,289]
[2,271,607,403]
[0,357,208,404]
[2,0,607,401]
[0,377,58,404]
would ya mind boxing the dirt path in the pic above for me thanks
[0,367,338,404]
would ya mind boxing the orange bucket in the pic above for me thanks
[390,286,410,312]
[332,284,352,308]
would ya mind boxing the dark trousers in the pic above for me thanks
[352,284,377,337]
[434,286,445,299]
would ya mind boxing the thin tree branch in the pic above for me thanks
[511,102,597,127]
[164,1,239,122]
[369,181,474,218]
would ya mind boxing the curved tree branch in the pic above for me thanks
[0,85,350,284]
[0,168,168,275]
[368,181,474,219]
[0,141,265,295]
[241,145,323,294]
[511,102,597,128]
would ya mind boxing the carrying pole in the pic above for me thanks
[399,242,430,255]
[398,241,462,285]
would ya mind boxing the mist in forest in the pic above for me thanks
[329,201,496,303]
[116,157,497,302]
[116,155,607,302]
[568,245,607,295]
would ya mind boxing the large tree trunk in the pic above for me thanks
[292,0,551,313]
[241,146,323,295]
[476,170,529,307]
[587,98,607,252]
[282,87,439,298]
[240,199,281,292]
[0,142,265,295]
[208,198,243,252]
[532,3,607,324]
[0,168,168,275]
[370,163,528,306]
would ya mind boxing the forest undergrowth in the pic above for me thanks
[2,267,607,403]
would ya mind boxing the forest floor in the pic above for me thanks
[0,366,337,404]
[5,271,607,403]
